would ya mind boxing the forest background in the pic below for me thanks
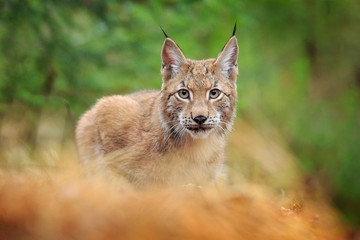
[0,0,359,228]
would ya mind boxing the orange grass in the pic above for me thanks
[0,115,348,239]
[0,168,346,240]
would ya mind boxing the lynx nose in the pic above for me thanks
[193,115,207,125]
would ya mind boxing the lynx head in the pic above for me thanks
[159,27,238,139]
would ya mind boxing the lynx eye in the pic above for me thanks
[178,89,190,99]
[209,89,221,99]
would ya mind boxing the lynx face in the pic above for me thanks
[159,35,238,138]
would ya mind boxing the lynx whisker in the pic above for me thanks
[216,124,227,134]
[164,123,182,143]
[219,120,233,131]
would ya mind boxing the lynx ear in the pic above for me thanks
[161,38,186,82]
[214,36,239,81]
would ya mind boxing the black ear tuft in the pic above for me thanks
[232,22,237,37]
[160,26,169,38]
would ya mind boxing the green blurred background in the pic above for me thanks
[0,0,359,226]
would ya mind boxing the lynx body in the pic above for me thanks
[76,30,239,188]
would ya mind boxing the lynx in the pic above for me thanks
[75,26,239,188]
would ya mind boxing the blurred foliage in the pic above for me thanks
[0,0,359,225]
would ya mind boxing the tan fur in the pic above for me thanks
[76,35,239,189]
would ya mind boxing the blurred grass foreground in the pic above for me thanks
[0,0,360,239]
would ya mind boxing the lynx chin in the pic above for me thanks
[76,26,239,189]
